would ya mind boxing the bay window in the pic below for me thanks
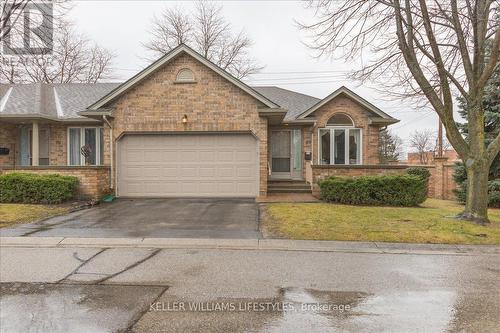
[68,127,104,165]
[319,114,362,165]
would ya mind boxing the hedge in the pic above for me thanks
[319,174,427,206]
[406,167,431,182]
[0,173,79,204]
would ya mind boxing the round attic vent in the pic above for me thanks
[176,68,195,83]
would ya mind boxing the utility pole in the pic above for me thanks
[437,119,443,157]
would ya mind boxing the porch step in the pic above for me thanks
[267,180,312,193]
[267,188,312,194]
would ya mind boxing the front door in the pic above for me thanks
[270,129,302,179]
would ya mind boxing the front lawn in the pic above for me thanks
[0,204,70,229]
[262,199,500,245]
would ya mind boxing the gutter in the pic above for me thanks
[103,115,114,189]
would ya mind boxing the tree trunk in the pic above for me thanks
[460,160,490,224]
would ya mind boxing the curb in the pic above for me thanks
[1,236,499,255]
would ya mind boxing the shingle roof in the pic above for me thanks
[252,86,320,120]
[0,82,396,123]
[0,82,319,121]
[0,83,120,120]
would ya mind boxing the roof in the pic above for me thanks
[0,83,398,124]
[87,43,280,111]
[0,82,312,121]
[0,83,119,121]
[252,86,320,121]
[298,86,398,123]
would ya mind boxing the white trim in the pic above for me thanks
[0,87,13,112]
[318,127,363,165]
[53,87,64,118]
[298,86,395,120]
[87,44,279,110]
[67,126,104,166]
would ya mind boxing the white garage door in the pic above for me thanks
[118,134,259,197]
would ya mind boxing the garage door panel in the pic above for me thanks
[199,167,215,177]
[118,134,258,197]
[199,151,215,162]
[217,151,233,162]
[218,182,236,193]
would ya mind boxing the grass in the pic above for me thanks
[262,199,500,245]
[0,204,70,228]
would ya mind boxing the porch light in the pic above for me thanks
[182,115,188,124]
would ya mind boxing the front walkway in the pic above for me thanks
[256,193,319,203]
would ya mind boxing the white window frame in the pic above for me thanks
[318,126,363,165]
[67,127,104,166]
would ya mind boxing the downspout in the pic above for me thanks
[103,115,114,190]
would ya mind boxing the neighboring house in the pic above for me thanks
[406,149,460,165]
[0,44,400,198]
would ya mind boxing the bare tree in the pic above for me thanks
[144,1,263,78]
[379,128,403,163]
[143,7,192,54]
[0,23,114,83]
[300,0,500,223]
[0,0,30,43]
[409,130,436,164]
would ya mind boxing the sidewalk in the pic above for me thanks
[1,236,498,255]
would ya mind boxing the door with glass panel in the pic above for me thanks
[270,130,302,179]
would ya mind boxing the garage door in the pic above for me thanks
[117,134,259,197]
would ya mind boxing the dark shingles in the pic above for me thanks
[251,86,320,120]
[0,83,120,119]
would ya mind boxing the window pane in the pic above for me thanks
[334,129,345,164]
[272,158,291,172]
[320,129,330,165]
[349,129,361,165]
[69,128,81,165]
[271,131,291,172]
[99,128,104,165]
[84,128,97,165]
[327,114,353,126]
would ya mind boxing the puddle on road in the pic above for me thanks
[136,287,460,333]
[0,283,467,332]
[0,282,165,333]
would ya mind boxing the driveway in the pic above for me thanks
[0,198,260,239]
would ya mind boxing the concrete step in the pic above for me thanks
[268,185,311,190]
[267,188,312,193]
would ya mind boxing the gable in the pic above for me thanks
[298,86,398,124]
[87,44,279,111]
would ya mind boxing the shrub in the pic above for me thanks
[0,173,79,204]
[319,175,427,206]
[406,167,431,182]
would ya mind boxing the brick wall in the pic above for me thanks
[108,52,269,195]
[0,166,111,199]
[0,122,18,167]
[310,96,382,165]
[310,163,457,200]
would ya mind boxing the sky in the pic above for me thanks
[67,0,450,157]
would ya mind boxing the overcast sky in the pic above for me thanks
[68,0,450,156]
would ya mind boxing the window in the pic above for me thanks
[68,127,104,165]
[175,68,195,83]
[318,114,362,165]
[327,113,354,126]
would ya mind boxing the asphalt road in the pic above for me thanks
[1,246,499,332]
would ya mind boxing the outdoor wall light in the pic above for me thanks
[182,115,188,124]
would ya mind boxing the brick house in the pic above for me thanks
[1,44,405,199]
